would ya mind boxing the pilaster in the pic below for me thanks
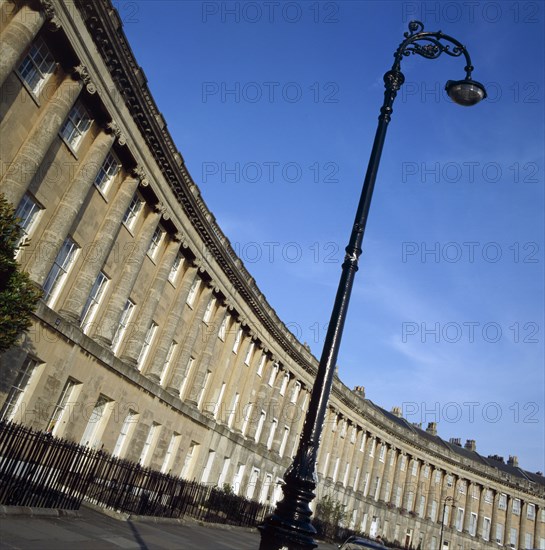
[60,170,141,322]
[121,236,180,365]
[0,3,46,88]
[94,208,160,346]
[146,262,197,384]
[1,73,83,205]
[28,130,116,285]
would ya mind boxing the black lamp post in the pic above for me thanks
[439,495,455,550]
[259,20,486,550]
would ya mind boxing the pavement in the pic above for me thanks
[0,504,340,550]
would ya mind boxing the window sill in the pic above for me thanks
[16,72,42,107]
[59,134,80,160]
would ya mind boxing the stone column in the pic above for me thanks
[534,505,543,550]
[426,466,441,520]
[368,439,383,500]
[28,130,116,285]
[288,385,308,460]
[378,445,395,502]
[343,423,359,491]
[412,460,425,516]
[184,300,225,406]
[517,501,527,550]
[233,341,262,434]
[418,463,432,517]
[462,480,473,534]
[270,384,290,455]
[263,368,284,451]
[170,284,214,399]
[447,474,459,530]
[60,170,141,322]
[145,263,198,383]
[121,236,180,365]
[476,485,486,539]
[273,374,297,456]
[94,209,160,346]
[390,449,405,507]
[315,408,336,477]
[227,341,260,430]
[489,491,499,545]
[246,354,280,444]
[0,4,45,88]
[216,329,251,420]
[504,495,513,547]
[402,456,415,510]
[321,411,340,481]
[361,436,376,497]
[1,74,83,205]
[437,470,447,521]
[340,421,356,488]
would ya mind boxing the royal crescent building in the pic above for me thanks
[0,1,543,549]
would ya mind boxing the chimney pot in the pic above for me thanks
[353,386,365,398]
[391,406,402,417]
[426,422,437,436]
[507,455,519,467]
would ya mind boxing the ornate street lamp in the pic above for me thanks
[439,495,455,550]
[259,20,486,550]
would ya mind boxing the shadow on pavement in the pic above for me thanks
[127,520,150,549]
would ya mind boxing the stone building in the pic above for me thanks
[0,1,543,549]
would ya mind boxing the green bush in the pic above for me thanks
[0,194,42,352]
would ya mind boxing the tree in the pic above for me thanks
[315,493,347,539]
[0,194,42,352]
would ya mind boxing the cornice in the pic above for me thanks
[74,0,318,379]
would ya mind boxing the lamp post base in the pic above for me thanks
[258,450,319,550]
[258,522,318,550]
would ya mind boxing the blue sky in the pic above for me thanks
[122,1,544,473]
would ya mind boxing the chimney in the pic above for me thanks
[464,439,476,452]
[391,406,402,417]
[353,386,365,398]
[488,454,505,463]
[449,437,462,447]
[507,455,519,467]
[426,422,437,436]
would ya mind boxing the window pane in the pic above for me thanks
[17,38,55,93]
[0,358,39,421]
[42,237,78,303]
[94,151,119,192]
[46,378,78,434]
[122,194,142,229]
[80,271,108,331]
[14,194,41,250]
[111,300,135,352]
[147,226,164,258]
[60,102,91,149]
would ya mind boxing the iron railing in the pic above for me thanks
[0,420,272,528]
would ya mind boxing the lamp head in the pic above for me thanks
[445,78,487,106]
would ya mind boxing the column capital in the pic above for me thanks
[155,200,171,220]
[105,121,127,146]
[131,166,149,186]
[72,64,97,94]
[39,0,61,31]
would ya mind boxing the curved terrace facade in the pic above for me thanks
[0,1,543,549]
